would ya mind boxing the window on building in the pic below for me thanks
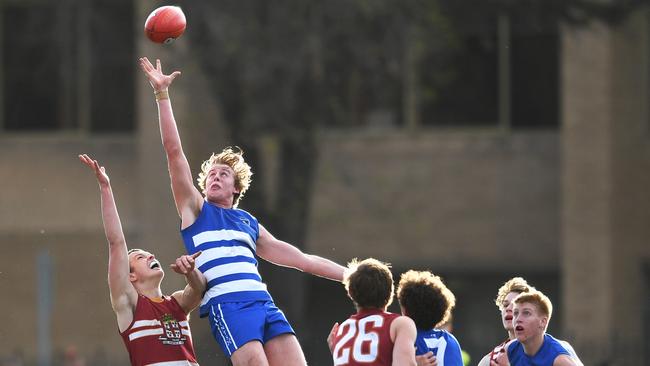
[418,5,559,129]
[1,0,134,133]
[321,3,560,130]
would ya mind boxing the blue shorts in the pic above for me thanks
[208,300,295,357]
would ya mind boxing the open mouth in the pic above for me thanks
[515,325,524,332]
[149,260,161,270]
[505,315,513,321]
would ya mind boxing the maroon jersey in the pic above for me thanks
[120,294,198,366]
[332,309,400,366]
[487,339,509,364]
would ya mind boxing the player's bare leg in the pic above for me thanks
[231,341,269,366]
[264,334,307,366]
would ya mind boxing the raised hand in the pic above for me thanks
[79,154,110,187]
[170,251,202,275]
[138,57,181,92]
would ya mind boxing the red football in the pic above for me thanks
[144,6,186,44]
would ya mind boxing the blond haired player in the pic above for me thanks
[478,278,582,366]
[139,57,346,366]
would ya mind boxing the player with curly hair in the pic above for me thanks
[397,270,463,366]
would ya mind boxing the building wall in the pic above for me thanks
[307,130,560,272]
[303,130,561,361]
[0,137,136,364]
[562,12,650,366]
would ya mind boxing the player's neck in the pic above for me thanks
[357,306,386,313]
[522,333,545,356]
[134,282,163,299]
[205,197,234,209]
[140,288,164,300]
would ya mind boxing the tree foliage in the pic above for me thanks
[176,0,648,239]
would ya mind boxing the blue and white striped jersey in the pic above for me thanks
[181,201,272,317]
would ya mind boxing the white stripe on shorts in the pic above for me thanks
[212,304,238,356]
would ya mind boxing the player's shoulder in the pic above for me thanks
[428,328,463,351]
[553,354,579,366]
[389,314,417,344]
[557,339,577,354]
[232,206,259,224]
[391,314,417,332]
[439,328,462,345]
[477,353,491,366]
[503,338,518,353]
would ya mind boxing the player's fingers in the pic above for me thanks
[169,71,181,80]
[190,251,202,259]
[172,264,184,274]
[139,57,152,72]
[171,262,185,274]
[176,258,187,273]
[180,256,191,270]
[156,59,162,72]
[93,161,104,174]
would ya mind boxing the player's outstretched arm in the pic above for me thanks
[391,316,418,366]
[256,225,345,281]
[79,154,137,331]
[138,57,203,224]
[171,252,207,313]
